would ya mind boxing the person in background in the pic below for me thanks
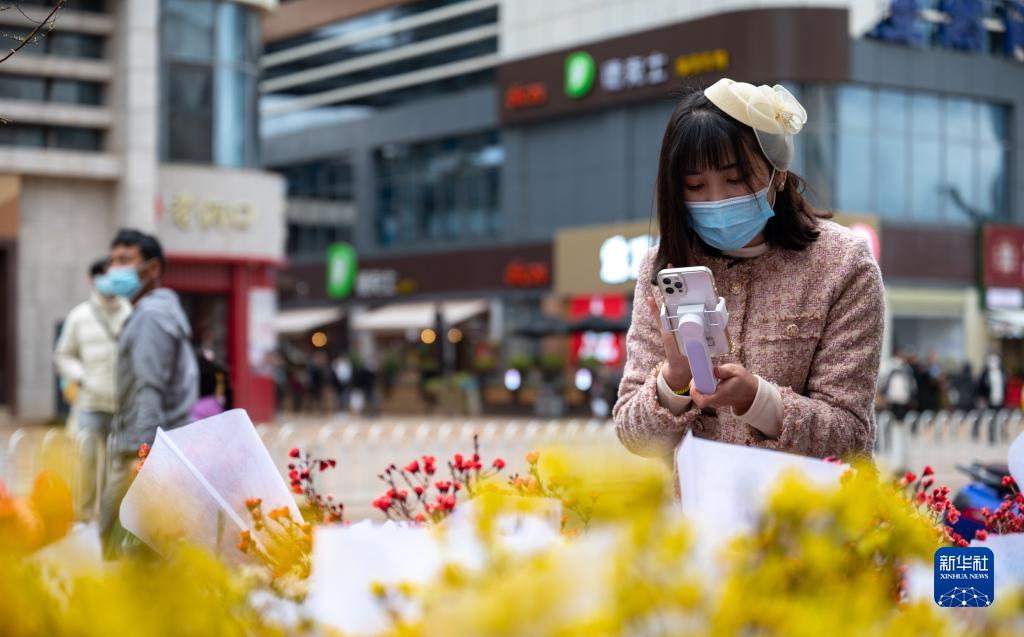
[881,349,917,422]
[331,352,353,414]
[950,362,976,412]
[907,352,936,413]
[53,257,132,520]
[190,349,233,421]
[978,353,1006,410]
[308,350,329,415]
[926,349,948,411]
[98,229,198,555]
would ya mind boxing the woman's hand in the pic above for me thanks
[690,363,759,414]
[646,295,692,392]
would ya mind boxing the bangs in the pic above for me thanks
[671,106,763,178]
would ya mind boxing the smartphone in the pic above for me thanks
[656,266,730,394]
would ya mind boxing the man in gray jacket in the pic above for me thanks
[98,229,198,554]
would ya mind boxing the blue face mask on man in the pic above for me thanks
[96,265,143,299]
[687,172,777,251]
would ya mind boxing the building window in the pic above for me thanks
[792,83,1010,225]
[274,157,356,260]
[18,0,105,12]
[160,0,260,167]
[375,131,502,246]
[278,157,354,200]
[2,28,105,59]
[0,76,103,105]
[261,0,498,134]
[286,222,353,260]
[0,123,102,150]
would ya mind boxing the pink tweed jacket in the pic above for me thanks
[613,220,884,464]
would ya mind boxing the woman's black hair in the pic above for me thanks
[651,87,830,283]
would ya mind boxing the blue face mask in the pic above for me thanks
[97,266,142,299]
[687,181,776,252]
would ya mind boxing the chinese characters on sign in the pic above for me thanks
[504,82,549,110]
[599,52,668,92]
[597,49,726,93]
[599,234,653,285]
[503,260,550,288]
[168,193,255,232]
[982,225,1024,309]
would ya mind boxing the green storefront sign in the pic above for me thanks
[326,242,357,299]
[564,51,596,99]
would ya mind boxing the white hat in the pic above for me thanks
[703,78,807,172]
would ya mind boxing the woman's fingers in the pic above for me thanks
[647,296,686,364]
[716,364,744,380]
[691,375,744,410]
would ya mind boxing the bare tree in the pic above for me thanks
[0,0,65,65]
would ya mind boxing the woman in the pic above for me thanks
[613,78,883,465]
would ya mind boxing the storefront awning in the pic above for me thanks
[351,300,487,333]
[273,307,344,334]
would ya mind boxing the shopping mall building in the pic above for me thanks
[259,0,1024,413]
[0,0,284,422]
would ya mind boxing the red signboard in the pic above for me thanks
[504,260,550,287]
[503,82,549,110]
[983,225,1024,288]
[569,295,627,368]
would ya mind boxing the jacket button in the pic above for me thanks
[729,283,743,296]
[785,323,799,337]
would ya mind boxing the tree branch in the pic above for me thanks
[0,0,64,65]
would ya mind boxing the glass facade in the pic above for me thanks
[261,0,497,135]
[279,157,355,200]
[375,131,502,247]
[160,0,261,167]
[274,157,356,260]
[790,83,1011,224]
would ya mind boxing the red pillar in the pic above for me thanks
[230,263,276,423]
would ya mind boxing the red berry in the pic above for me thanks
[493,458,506,470]
[904,471,917,484]
[414,486,424,496]
[923,465,934,476]
[405,460,420,473]
[289,448,300,458]
[975,530,988,541]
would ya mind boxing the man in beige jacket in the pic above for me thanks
[54,258,132,519]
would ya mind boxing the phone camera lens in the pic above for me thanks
[662,278,671,285]
[665,287,674,294]
[673,282,683,289]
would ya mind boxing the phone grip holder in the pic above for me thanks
[660,301,726,395]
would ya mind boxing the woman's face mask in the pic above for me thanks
[686,168,778,251]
